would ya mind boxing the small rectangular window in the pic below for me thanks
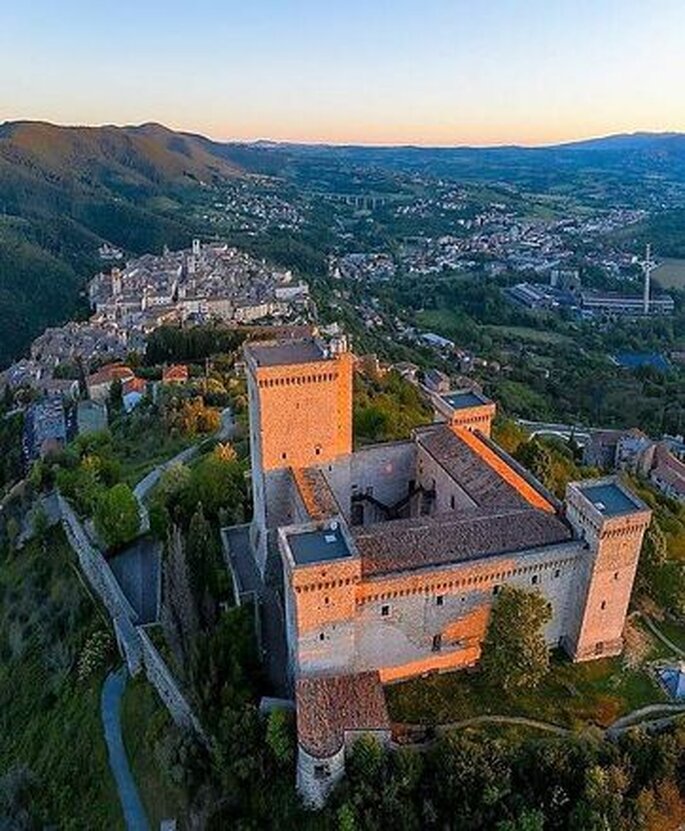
[531,574,539,585]
[492,585,500,596]
[554,569,560,578]
[381,605,390,617]
[600,600,606,610]
[436,595,444,606]
[432,634,442,652]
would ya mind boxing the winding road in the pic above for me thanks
[133,406,234,532]
[101,668,151,831]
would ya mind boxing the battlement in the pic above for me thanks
[566,476,651,538]
[245,337,353,475]
[245,337,328,369]
[282,520,357,569]
[564,476,651,662]
[432,388,496,437]
[245,335,349,371]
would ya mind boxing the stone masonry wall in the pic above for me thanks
[250,353,353,472]
[288,538,583,681]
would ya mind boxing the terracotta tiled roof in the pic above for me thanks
[293,467,341,520]
[652,444,685,496]
[123,377,147,395]
[296,671,390,757]
[88,363,134,387]
[162,364,189,383]
[354,507,572,577]
[416,424,529,509]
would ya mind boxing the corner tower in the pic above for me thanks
[245,336,354,574]
[564,478,651,661]
[432,389,496,438]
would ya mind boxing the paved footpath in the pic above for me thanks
[101,668,151,831]
[133,406,234,532]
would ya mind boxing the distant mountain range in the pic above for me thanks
[555,131,685,152]
[0,120,684,367]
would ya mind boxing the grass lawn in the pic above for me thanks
[416,307,468,340]
[0,531,123,828]
[485,325,573,345]
[385,652,666,731]
[121,677,190,828]
[654,258,685,290]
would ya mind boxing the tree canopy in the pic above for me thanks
[481,586,551,694]
[94,482,140,550]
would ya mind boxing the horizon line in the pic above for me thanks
[1,117,683,151]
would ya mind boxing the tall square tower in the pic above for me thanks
[244,337,354,574]
[564,478,651,661]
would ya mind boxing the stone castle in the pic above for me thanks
[232,335,651,806]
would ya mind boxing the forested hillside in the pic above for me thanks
[0,121,253,366]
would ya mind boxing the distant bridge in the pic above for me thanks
[319,193,389,210]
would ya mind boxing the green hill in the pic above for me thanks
[0,121,253,367]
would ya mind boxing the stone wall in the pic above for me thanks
[349,442,416,509]
[248,353,353,473]
[247,348,354,576]
[285,533,584,682]
[57,493,142,674]
[58,493,205,740]
[296,743,345,808]
[284,542,362,675]
[138,628,206,738]
[297,728,391,808]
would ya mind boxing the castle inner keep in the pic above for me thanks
[233,336,651,806]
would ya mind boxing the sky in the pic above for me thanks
[2,0,685,146]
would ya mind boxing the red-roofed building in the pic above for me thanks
[162,364,189,385]
[227,336,653,806]
[124,376,147,395]
[650,444,685,503]
[87,363,135,402]
[296,671,390,806]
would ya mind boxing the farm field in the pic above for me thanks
[654,258,685,289]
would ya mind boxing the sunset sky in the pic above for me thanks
[2,0,685,146]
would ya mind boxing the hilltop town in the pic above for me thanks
[2,240,310,395]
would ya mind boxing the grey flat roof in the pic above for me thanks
[441,390,490,410]
[287,526,351,565]
[580,483,641,516]
[246,338,326,368]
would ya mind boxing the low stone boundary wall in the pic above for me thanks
[58,493,142,674]
[138,628,206,740]
[57,492,205,741]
